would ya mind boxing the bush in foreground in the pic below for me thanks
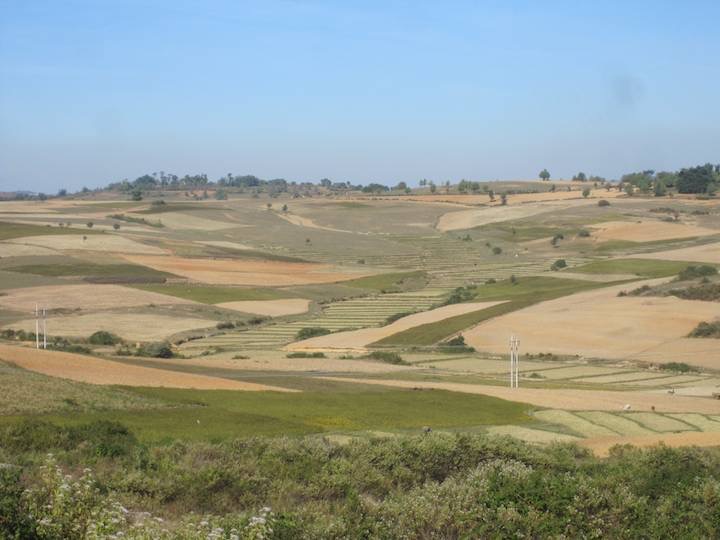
[88,331,122,346]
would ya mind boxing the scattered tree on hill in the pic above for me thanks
[677,164,717,194]
[582,187,590,198]
[429,182,437,193]
[112,223,120,230]
[573,172,587,182]
[500,193,507,205]
[131,189,142,201]
[551,259,567,271]
[539,169,550,181]
[86,222,93,228]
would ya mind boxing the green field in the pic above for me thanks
[569,258,709,277]
[342,270,428,291]
[375,277,607,346]
[0,385,532,442]
[0,221,105,241]
[4,262,176,280]
[131,283,298,303]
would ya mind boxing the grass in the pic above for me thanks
[569,258,708,278]
[0,386,533,442]
[375,277,606,346]
[130,284,296,304]
[343,270,427,292]
[135,203,221,214]
[4,262,175,280]
[0,361,166,415]
[0,221,104,241]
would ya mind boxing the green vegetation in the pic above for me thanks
[343,270,427,292]
[571,258,703,278]
[677,264,718,281]
[384,310,418,324]
[295,327,331,340]
[377,277,603,346]
[365,351,408,365]
[131,283,295,304]
[136,202,219,214]
[688,321,720,338]
[117,341,174,358]
[109,213,164,227]
[88,331,122,345]
[286,352,326,358]
[660,362,697,373]
[0,221,104,241]
[5,262,174,282]
[669,282,720,301]
[550,258,567,271]
[5,425,720,537]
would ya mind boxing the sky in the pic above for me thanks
[1,0,719,192]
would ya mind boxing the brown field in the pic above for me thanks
[0,344,295,391]
[629,241,720,264]
[463,279,719,364]
[320,377,720,414]
[217,298,311,316]
[7,234,166,254]
[0,284,195,312]
[286,302,506,350]
[580,432,720,457]
[123,254,375,286]
[7,312,217,341]
[588,220,717,242]
[629,339,720,370]
[0,242,58,257]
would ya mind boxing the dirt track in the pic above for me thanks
[320,377,720,414]
[0,344,294,391]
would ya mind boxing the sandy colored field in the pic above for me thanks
[276,212,352,234]
[198,240,254,250]
[580,432,720,457]
[0,284,194,312]
[0,242,58,257]
[320,377,720,414]
[629,241,720,265]
[128,212,237,231]
[286,302,506,350]
[0,344,294,391]
[217,298,311,316]
[628,339,720,370]
[7,312,216,341]
[436,199,597,231]
[7,234,165,254]
[464,279,719,364]
[588,220,717,242]
[123,254,373,286]
[142,350,418,374]
[417,357,558,374]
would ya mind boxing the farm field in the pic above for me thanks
[1,188,720,481]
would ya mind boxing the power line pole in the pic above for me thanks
[42,306,47,349]
[35,304,40,349]
[509,335,520,388]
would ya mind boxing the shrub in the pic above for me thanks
[688,320,720,338]
[485,278,496,284]
[660,362,696,373]
[444,335,466,346]
[365,351,408,365]
[677,265,718,281]
[296,327,331,340]
[598,199,610,207]
[88,330,121,345]
[550,233,564,246]
[385,311,417,325]
[669,283,720,301]
[550,259,567,271]
[577,229,591,237]
[491,246,502,255]
[136,341,174,358]
[216,321,235,330]
[444,286,475,305]
[286,352,326,358]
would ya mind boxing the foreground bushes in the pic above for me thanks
[2,424,720,538]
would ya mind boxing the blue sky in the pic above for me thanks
[1,1,719,192]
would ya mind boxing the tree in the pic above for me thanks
[266,203,272,209]
[488,189,495,202]
[582,187,590,198]
[86,221,94,228]
[654,180,667,197]
[57,189,67,197]
[215,189,227,200]
[394,181,408,191]
[429,182,437,194]
[549,184,556,192]
[282,204,288,212]
[131,189,143,201]
[677,164,715,194]
[37,193,47,201]
[113,223,120,230]
[624,183,635,197]
[500,193,508,205]
[539,169,550,181]
[573,172,587,182]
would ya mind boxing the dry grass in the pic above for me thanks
[576,411,656,436]
[217,299,310,317]
[629,241,720,264]
[464,279,719,364]
[629,339,720,370]
[319,377,720,413]
[123,254,374,286]
[485,425,580,443]
[623,412,696,432]
[287,302,506,350]
[0,344,295,391]
[666,414,720,431]
[128,211,236,230]
[0,242,59,257]
[7,312,217,341]
[533,410,617,437]
[588,220,717,242]
[0,284,195,312]
[416,357,557,374]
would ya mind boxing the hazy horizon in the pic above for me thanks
[2,1,719,192]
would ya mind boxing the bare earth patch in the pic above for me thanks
[7,312,216,342]
[463,280,719,364]
[7,234,165,254]
[0,284,195,312]
[319,377,720,414]
[580,432,720,457]
[0,344,295,391]
[218,299,311,317]
[286,302,506,351]
[123,254,375,286]
[588,220,717,242]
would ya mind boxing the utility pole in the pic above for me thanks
[42,306,47,349]
[509,335,520,388]
[35,304,40,349]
